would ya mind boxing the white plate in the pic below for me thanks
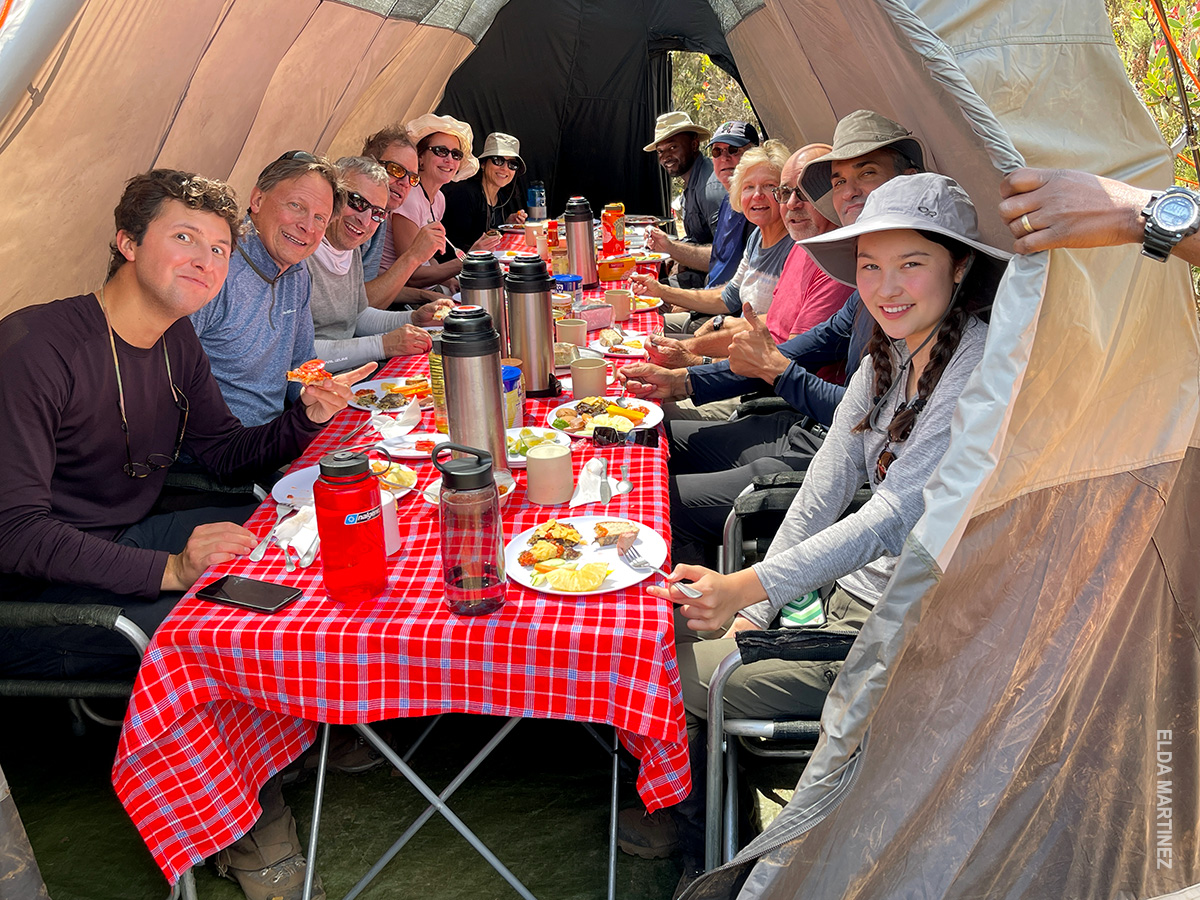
[271,462,415,507]
[504,516,667,597]
[505,427,571,468]
[588,334,648,359]
[348,378,427,413]
[631,297,663,312]
[382,432,452,459]
[545,398,663,438]
[420,470,516,506]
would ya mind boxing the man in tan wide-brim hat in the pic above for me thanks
[644,111,725,290]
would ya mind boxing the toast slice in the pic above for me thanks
[595,520,639,546]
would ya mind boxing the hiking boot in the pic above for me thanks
[217,852,324,900]
[617,807,680,859]
[328,730,391,774]
[672,861,704,900]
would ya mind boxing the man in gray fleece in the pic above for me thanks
[308,156,450,372]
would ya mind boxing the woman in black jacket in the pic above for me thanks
[442,131,529,252]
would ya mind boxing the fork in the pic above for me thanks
[249,504,296,562]
[619,546,702,598]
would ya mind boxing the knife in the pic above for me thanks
[598,458,611,503]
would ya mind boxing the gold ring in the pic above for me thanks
[1020,213,1035,235]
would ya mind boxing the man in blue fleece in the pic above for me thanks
[190,151,343,426]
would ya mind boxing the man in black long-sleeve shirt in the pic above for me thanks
[0,169,369,900]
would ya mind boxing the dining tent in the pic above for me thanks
[1,2,1197,899]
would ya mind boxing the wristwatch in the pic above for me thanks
[1140,185,1200,262]
[711,314,726,331]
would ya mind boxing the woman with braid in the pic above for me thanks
[618,174,1011,874]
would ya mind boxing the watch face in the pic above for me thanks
[1156,194,1200,229]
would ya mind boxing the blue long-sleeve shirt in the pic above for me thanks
[689,292,871,425]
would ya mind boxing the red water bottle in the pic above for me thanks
[313,449,389,606]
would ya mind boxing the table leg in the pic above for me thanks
[347,719,537,900]
[303,723,332,900]
[581,724,619,900]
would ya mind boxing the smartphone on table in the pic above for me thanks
[196,575,302,613]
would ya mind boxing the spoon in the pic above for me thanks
[616,464,633,495]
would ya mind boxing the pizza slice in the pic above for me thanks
[286,359,332,386]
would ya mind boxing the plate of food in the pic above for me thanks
[383,432,452,459]
[588,329,648,358]
[545,397,663,437]
[505,427,571,468]
[349,377,432,412]
[505,516,667,596]
[420,470,516,506]
[625,215,668,228]
[497,224,525,235]
[631,296,663,312]
[271,459,417,506]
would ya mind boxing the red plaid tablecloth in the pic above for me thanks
[111,308,686,883]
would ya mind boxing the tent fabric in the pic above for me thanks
[0,1,1197,897]
[682,0,1199,897]
[435,0,742,219]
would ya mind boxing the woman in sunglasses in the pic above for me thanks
[442,132,530,254]
[390,113,480,291]
[619,174,1011,870]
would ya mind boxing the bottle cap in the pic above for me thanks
[432,443,496,491]
[318,449,371,480]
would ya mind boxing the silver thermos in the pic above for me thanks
[564,195,599,288]
[441,306,511,476]
[505,254,561,398]
[459,251,508,354]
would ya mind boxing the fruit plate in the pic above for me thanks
[505,427,572,468]
[545,398,663,437]
[504,516,666,596]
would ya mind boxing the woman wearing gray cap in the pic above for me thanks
[442,132,529,253]
[619,173,1012,882]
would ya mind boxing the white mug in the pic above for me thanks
[556,318,588,347]
[570,357,611,399]
[605,289,633,323]
[524,444,574,506]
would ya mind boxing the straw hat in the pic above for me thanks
[406,113,479,181]
[479,132,526,177]
[800,173,1012,287]
[643,111,712,152]
[799,110,928,206]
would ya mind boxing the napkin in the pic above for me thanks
[569,458,619,508]
[371,399,422,444]
[275,504,319,561]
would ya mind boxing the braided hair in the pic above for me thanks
[853,231,989,441]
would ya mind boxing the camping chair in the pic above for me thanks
[0,603,150,733]
[706,475,871,868]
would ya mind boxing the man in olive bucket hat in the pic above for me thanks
[644,111,726,289]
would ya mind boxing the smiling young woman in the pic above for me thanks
[442,131,529,253]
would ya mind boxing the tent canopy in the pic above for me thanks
[0,2,1196,898]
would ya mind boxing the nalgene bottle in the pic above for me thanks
[313,449,389,606]
[433,443,507,616]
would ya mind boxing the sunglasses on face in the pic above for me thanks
[426,144,464,161]
[591,426,659,447]
[486,156,521,171]
[345,191,387,223]
[770,186,806,204]
[710,144,745,159]
[381,160,420,187]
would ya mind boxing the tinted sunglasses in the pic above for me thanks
[770,186,805,203]
[381,160,420,187]
[345,191,387,223]
[710,145,746,159]
[486,156,521,171]
[427,144,464,161]
[592,426,659,447]
[276,149,317,163]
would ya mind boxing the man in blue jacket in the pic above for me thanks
[619,110,925,566]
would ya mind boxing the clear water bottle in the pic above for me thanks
[434,443,507,616]
[527,179,547,221]
[313,449,390,606]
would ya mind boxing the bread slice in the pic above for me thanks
[595,520,639,546]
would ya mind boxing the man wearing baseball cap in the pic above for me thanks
[644,111,726,288]
[647,120,760,297]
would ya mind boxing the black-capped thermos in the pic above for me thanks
[504,254,560,397]
[441,306,511,475]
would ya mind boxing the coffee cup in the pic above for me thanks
[570,357,611,399]
[525,444,574,506]
[605,289,633,322]
[556,318,587,347]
